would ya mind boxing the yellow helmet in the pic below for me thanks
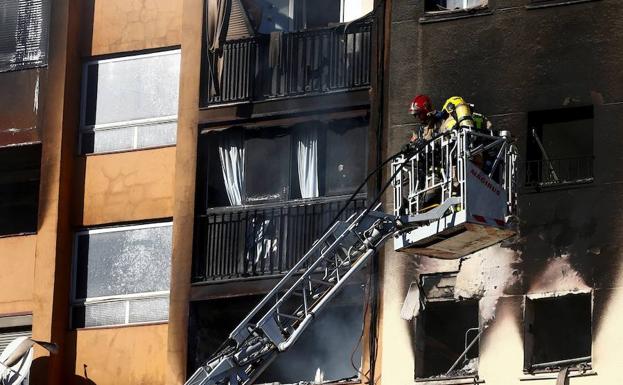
[442,96,466,113]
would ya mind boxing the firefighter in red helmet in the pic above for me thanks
[408,94,434,140]
[403,94,441,154]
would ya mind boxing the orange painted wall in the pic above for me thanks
[0,235,35,314]
[67,324,168,385]
[74,147,176,226]
[83,0,183,56]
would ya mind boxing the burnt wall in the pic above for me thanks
[380,0,623,383]
[0,66,45,146]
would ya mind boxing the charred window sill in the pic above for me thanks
[521,178,594,194]
[519,369,596,381]
[419,7,492,24]
[526,0,602,10]
[415,375,484,385]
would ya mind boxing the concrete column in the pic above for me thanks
[31,0,81,383]
[167,0,204,383]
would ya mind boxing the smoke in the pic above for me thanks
[256,283,366,384]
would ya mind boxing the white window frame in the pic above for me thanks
[70,221,173,329]
[425,0,487,13]
[78,49,181,154]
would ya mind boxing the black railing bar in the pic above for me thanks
[523,155,594,163]
[191,268,328,286]
[201,194,367,216]
[204,84,371,107]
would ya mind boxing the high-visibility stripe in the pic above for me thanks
[472,214,487,223]
[472,214,506,227]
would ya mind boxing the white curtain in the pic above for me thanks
[218,131,245,206]
[296,126,319,199]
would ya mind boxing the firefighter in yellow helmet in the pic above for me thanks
[437,96,492,133]
[439,96,474,132]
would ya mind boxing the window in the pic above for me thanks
[198,117,368,210]
[413,273,480,379]
[188,283,366,383]
[0,314,32,353]
[79,49,180,154]
[524,293,592,372]
[425,0,487,12]
[251,0,372,33]
[526,106,593,188]
[71,222,172,328]
[0,143,40,236]
[0,0,50,72]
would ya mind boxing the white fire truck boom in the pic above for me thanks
[186,126,517,385]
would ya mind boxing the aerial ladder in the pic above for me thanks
[186,126,517,385]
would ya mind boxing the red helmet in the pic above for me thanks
[409,94,433,121]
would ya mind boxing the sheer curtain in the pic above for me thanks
[218,129,245,205]
[296,125,319,199]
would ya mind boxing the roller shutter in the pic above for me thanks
[0,0,50,72]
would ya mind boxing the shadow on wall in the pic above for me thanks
[31,356,98,385]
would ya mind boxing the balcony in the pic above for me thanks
[201,21,372,106]
[525,156,594,188]
[192,195,367,282]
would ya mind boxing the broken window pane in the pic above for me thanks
[80,49,180,154]
[416,300,479,378]
[524,294,592,370]
[0,0,50,72]
[0,143,40,236]
[71,223,172,328]
[526,106,593,187]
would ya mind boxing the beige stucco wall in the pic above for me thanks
[83,0,182,56]
[0,235,36,314]
[68,324,168,385]
[74,147,176,226]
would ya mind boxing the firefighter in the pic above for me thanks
[438,96,475,132]
[400,94,446,213]
[408,94,437,139]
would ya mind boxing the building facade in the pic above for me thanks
[0,0,382,384]
[2,0,623,384]
[380,0,623,384]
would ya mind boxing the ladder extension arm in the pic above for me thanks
[185,207,398,385]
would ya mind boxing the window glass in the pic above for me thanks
[305,0,340,29]
[258,0,292,33]
[0,0,50,72]
[324,119,367,196]
[425,0,486,11]
[75,224,172,299]
[244,128,291,203]
[72,223,172,328]
[341,0,373,22]
[80,50,180,154]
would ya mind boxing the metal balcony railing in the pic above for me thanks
[202,21,372,106]
[192,195,367,282]
[524,156,594,188]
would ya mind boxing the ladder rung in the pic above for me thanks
[277,312,304,321]
[309,278,335,287]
